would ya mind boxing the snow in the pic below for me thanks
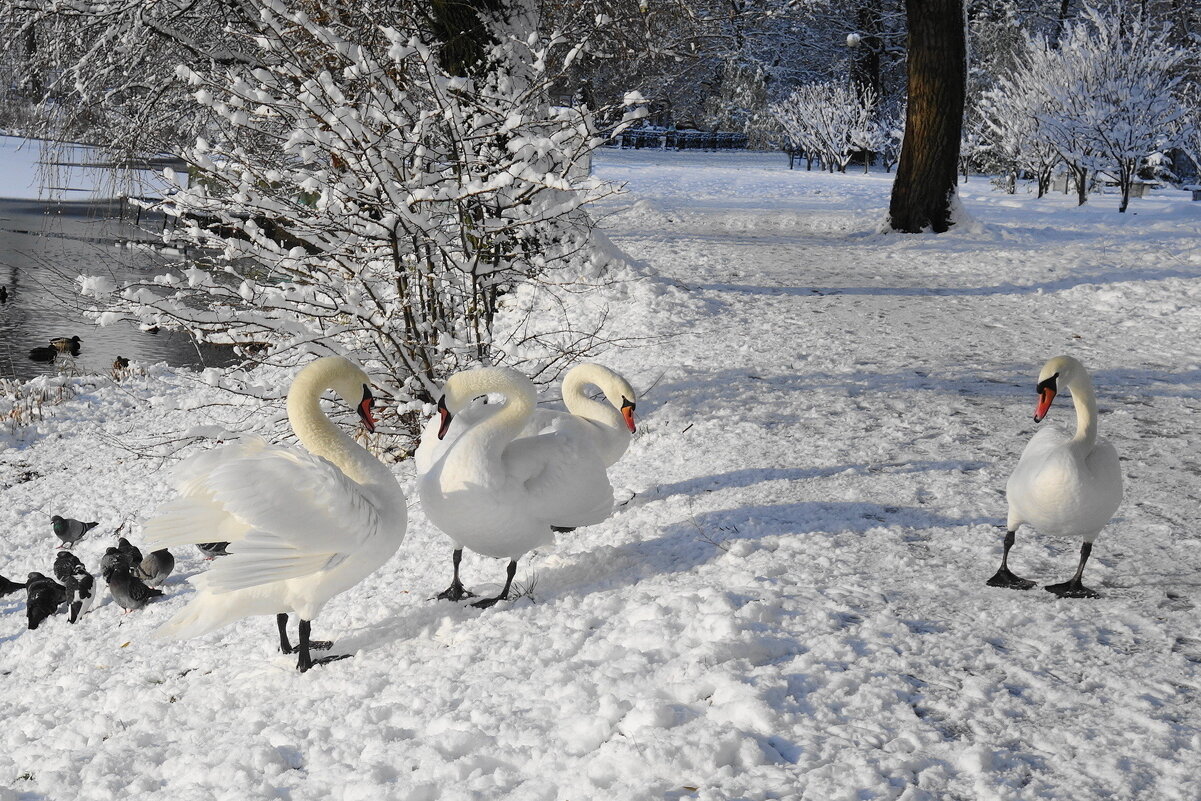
[2,147,1201,799]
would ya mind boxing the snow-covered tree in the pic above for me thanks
[770,80,876,172]
[77,0,642,432]
[976,67,1061,196]
[1002,6,1190,210]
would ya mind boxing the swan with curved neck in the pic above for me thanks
[988,355,1122,598]
[417,366,613,607]
[535,363,637,467]
[145,356,407,671]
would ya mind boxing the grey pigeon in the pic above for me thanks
[26,572,67,629]
[136,549,174,587]
[0,574,26,597]
[117,537,143,567]
[105,566,163,613]
[54,550,84,584]
[65,564,96,623]
[52,516,98,549]
[197,541,230,560]
[100,546,133,576]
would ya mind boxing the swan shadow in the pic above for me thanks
[335,500,991,655]
[697,264,1201,299]
[630,461,988,507]
[539,501,994,601]
[653,364,1201,404]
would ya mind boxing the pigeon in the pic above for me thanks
[50,336,82,354]
[117,537,143,566]
[0,574,27,597]
[53,551,84,587]
[100,546,133,576]
[135,548,174,587]
[65,564,96,623]
[196,541,230,560]
[26,572,67,629]
[105,565,164,613]
[52,516,99,549]
[29,346,57,363]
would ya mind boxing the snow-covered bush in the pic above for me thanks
[770,81,877,172]
[976,68,1061,196]
[996,6,1189,211]
[81,0,641,429]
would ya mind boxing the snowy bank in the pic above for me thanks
[1,149,1200,800]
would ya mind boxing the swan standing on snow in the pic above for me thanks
[414,362,637,472]
[988,355,1122,598]
[145,356,407,671]
[526,363,637,467]
[418,366,614,608]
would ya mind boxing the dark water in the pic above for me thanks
[0,199,234,382]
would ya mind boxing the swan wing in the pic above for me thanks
[146,437,384,592]
[502,432,614,526]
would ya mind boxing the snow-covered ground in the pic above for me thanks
[2,148,1200,800]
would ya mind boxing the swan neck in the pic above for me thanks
[288,370,375,484]
[455,370,536,456]
[562,367,620,427]
[1067,374,1098,447]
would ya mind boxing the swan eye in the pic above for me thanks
[621,397,635,410]
[1035,373,1058,394]
[361,384,373,402]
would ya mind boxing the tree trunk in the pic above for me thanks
[426,0,509,76]
[888,0,965,234]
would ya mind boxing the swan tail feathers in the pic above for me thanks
[143,497,249,549]
[153,595,239,641]
[198,549,338,594]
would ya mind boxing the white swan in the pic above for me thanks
[988,355,1122,598]
[414,362,637,472]
[417,366,613,607]
[526,363,637,467]
[144,356,407,671]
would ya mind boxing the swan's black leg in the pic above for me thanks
[296,619,350,672]
[435,548,477,601]
[986,530,1036,590]
[280,612,332,654]
[277,613,293,653]
[472,559,518,609]
[1046,542,1099,598]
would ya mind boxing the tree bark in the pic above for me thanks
[888,0,965,234]
[426,0,509,77]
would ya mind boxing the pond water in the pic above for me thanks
[0,199,234,382]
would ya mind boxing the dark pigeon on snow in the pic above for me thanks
[54,550,84,584]
[197,541,230,560]
[26,572,67,630]
[100,546,133,577]
[135,549,174,587]
[52,516,99,549]
[65,564,96,623]
[117,537,143,567]
[105,566,163,613]
[0,573,27,598]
